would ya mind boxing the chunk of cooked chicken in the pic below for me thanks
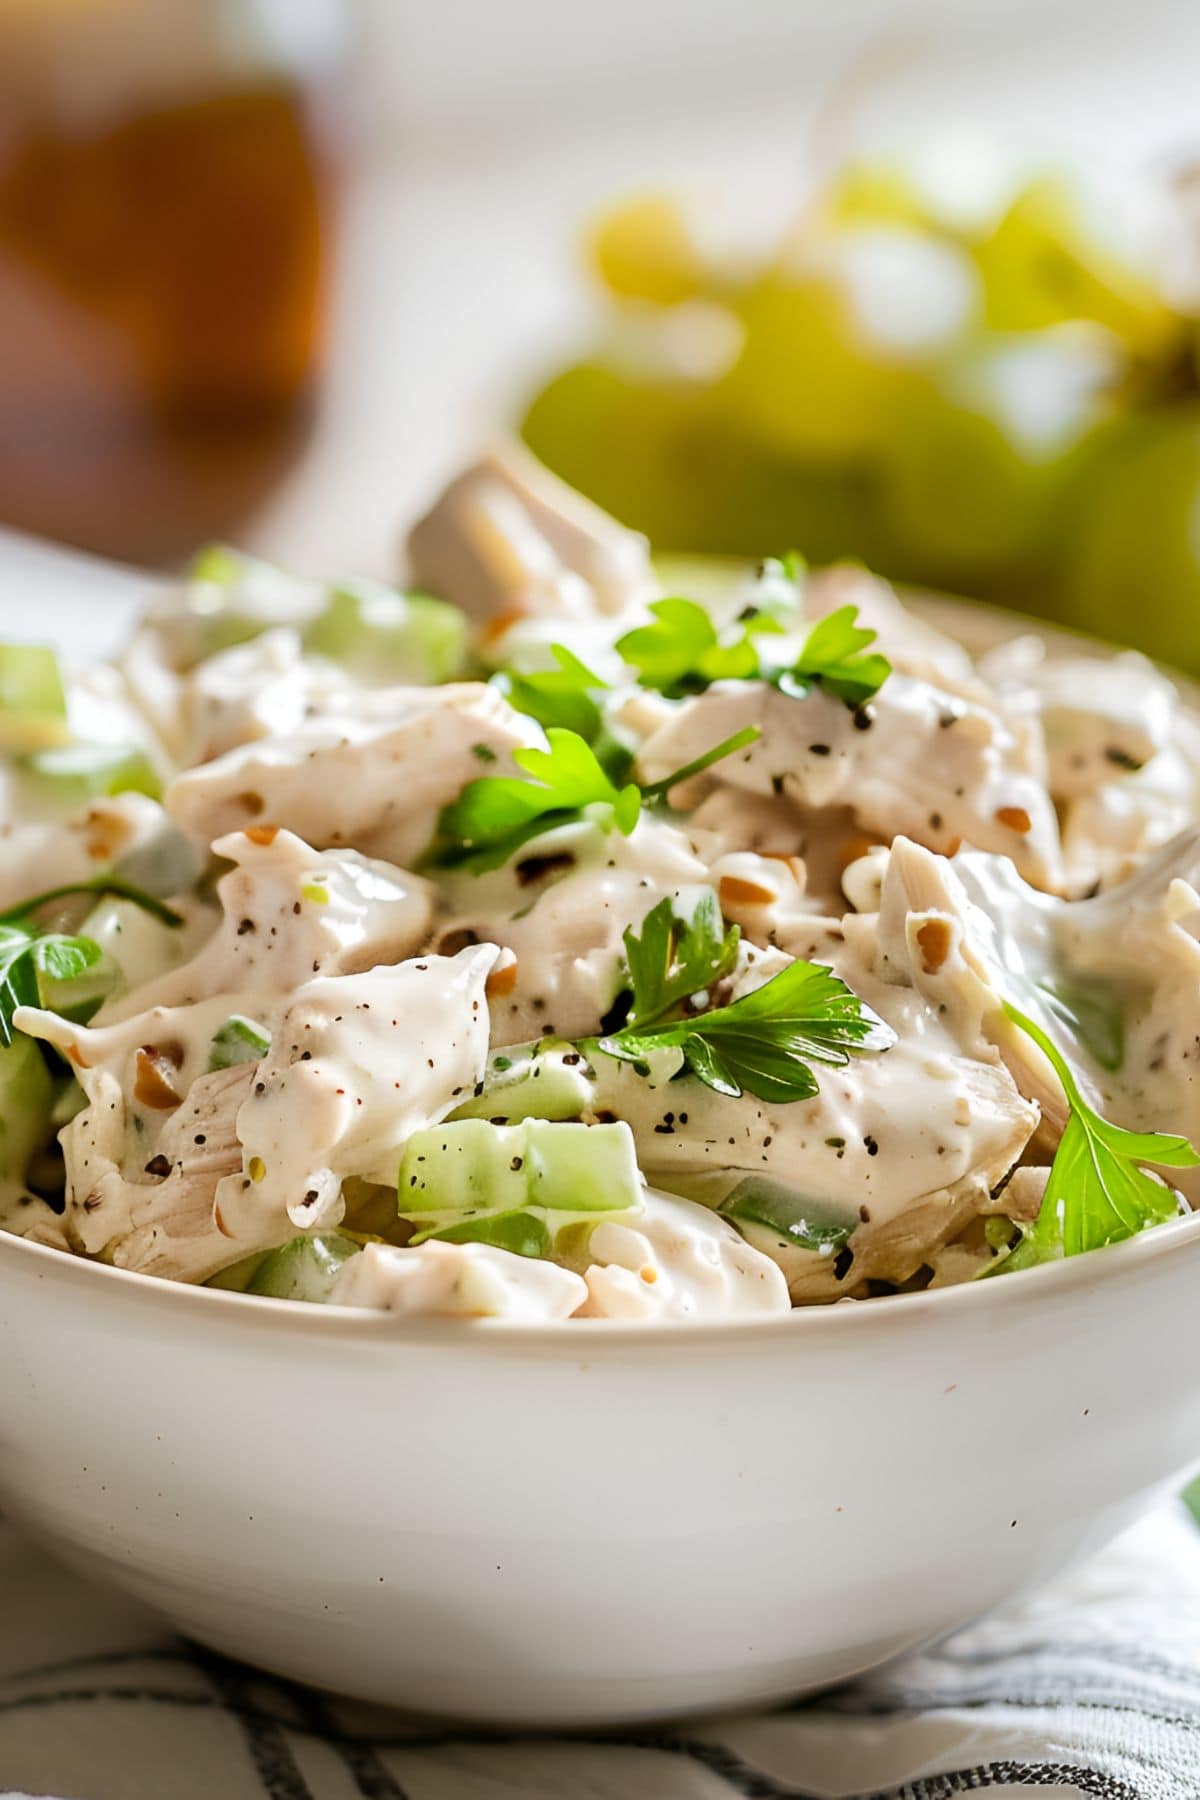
[164,684,544,868]
[984,637,1177,801]
[215,945,499,1244]
[17,945,498,1283]
[407,444,653,624]
[877,830,1200,1198]
[433,813,713,1044]
[330,1238,587,1320]
[636,675,1063,890]
[102,826,433,1019]
[179,628,317,765]
[1059,730,1200,893]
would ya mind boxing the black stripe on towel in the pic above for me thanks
[189,1647,316,1800]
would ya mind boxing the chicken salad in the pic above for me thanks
[2,447,1198,1321]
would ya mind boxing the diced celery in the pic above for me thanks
[184,546,319,659]
[718,1176,854,1251]
[205,1251,269,1292]
[431,1210,553,1258]
[208,1015,272,1072]
[0,644,69,751]
[22,742,162,804]
[245,1232,360,1302]
[448,1040,595,1124]
[188,544,245,588]
[0,1034,54,1185]
[303,583,468,684]
[398,1118,642,1231]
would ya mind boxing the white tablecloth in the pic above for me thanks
[2,1506,1198,1799]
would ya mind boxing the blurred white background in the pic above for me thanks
[249,0,1200,574]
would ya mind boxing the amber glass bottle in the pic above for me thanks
[0,0,344,564]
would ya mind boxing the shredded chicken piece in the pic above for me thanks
[637,676,1064,890]
[165,684,544,868]
[407,444,653,623]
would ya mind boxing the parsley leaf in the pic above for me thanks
[435,728,641,874]
[0,925,104,1047]
[492,645,609,741]
[617,593,890,711]
[617,599,758,696]
[775,606,892,708]
[599,949,896,1105]
[619,894,741,1029]
[995,1003,1197,1273]
[433,725,760,875]
[0,877,183,1048]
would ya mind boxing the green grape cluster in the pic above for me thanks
[520,156,1200,672]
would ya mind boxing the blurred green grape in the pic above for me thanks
[1059,408,1200,673]
[823,142,1017,244]
[720,227,980,461]
[590,191,711,306]
[521,359,891,563]
[880,325,1121,585]
[521,157,1200,664]
[975,176,1185,368]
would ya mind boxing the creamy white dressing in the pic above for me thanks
[577,1187,790,1319]
[330,1238,588,1320]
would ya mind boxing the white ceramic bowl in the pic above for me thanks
[1,542,1198,1726]
[2,1217,1200,1726]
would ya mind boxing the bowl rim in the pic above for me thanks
[3,591,1199,1353]
[4,1206,1199,1352]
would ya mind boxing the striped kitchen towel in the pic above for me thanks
[1,1505,1198,1800]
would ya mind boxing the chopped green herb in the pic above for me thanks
[434,728,641,874]
[493,644,609,741]
[0,643,69,751]
[22,741,162,804]
[432,724,755,875]
[619,893,740,1028]
[639,726,761,803]
[0,878,182,931]
[994,1003,1197,1272]
[774,606,892,708]
[598,913,895,1105]
[615,590,889,712]
[617,598,758,696]
[0,877,182,1048]
[0,924,103,1048]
